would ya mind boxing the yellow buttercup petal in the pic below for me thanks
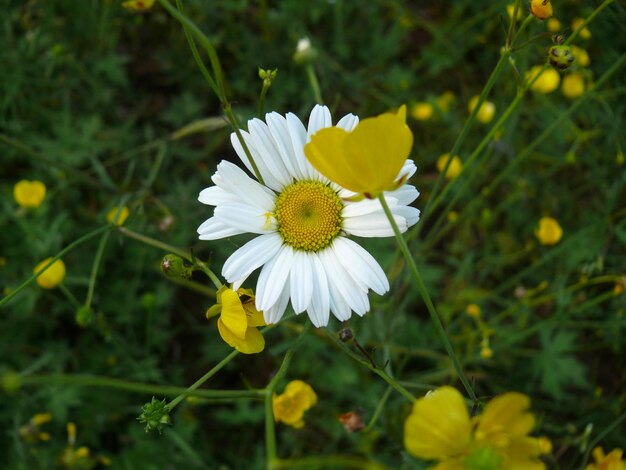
[217,320,265,354]
[14,180,46,208]
[404,386,472,460]
[33,258,66,289]
[219,289,248,339]
[285,380,318,409]
[478,392,535,439]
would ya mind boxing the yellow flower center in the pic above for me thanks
[274,180,343,252]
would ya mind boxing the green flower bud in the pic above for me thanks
[1,370,22,393]
[549,45,575,70]
[258,68,278,87]
[293,37,318,64]
[76,306,94,327]
[138,397,171,434]
[161,254,193,279]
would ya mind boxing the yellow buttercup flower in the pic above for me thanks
[466,304,481,318]
[531,0,553,20]
[273,380,317,428]
[122,0,155,10]
[547,18,561,33]
[586,447,626,470]
[404,386,550,469]
[571,46,590,68]
[19,412,53,444]
[506,4,523,21]
[13,180,46,208]
[468,96,496,124]
[33,258,66,289]
[535,217,563,245]
[572,18,591,39]
[60,422,110,469]
[436,153,463,180]
[562,73,586,99]
[106,205,130,226]
[304,106,413,198]
[206,286,265,354]
[436,91,455,113]
[411,102,434,121]
[526,66,560,94]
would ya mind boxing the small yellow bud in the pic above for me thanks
[33,258,66,289]
[538,437,553,454]
[531,0,553,20]
[571,18,591,39]
[535,217,563,245]
[293,37,318,64]
[106,205,129,226]
[571,46,590,68]
[411,102,434,121]
[562,73,585,99]
[466,304,481,318]
[617,151,625,165]
[31,413,53,426]
[506,4,523,21]
[122,0,155,10]
[526,66,560,94]
[468,96,496,124]
[13,180,46,208]
[436,91,455,113]
[447,211,458,223]
[547,18,561,33]
[436,154,463,180]
[480,347,493,359]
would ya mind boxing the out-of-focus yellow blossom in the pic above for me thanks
[571,46,590,67]
[404,386,551,469]
[586,447,626,470]
[466,304,481,318]
[562,73,586,99]
[34,258,66,289]
[447,211,458,223]
[411,102,434,121]
[273,380,317,428]
[547,18,561,33]
[106,205,130,226]
[436,91,455,113]
[19,412,52,444]
[572,18,591,39]
[0,257,6,267]
[617,151,625,165]
[13,180,46,208]
[305,106,413,198]
[206,286,265,354]
[468,96,496,124]
[531,0,553,20]
[436,153,463,180]
[535,217,563,245]
[480,346,494,359]
[60,422,110,469]
[506,4,523,21]
[526,66,560,93]
[122,0,155,10]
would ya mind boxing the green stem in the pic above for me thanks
[58,284,82,310]
[378,194,477,403]
[505,0,522,48]
[510,14,534,47]
[305,63,323,104]
[223,104,266,185]
[566,0,615,45]
[167,350,239,410]
[85,231,112,309]
[20,373,261,400]
[578,410,626,470]
[362,386,393,432]
[0,225,112,309]
[116,227,191,261]
[259,83,270,118]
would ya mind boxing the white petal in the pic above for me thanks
[248,119,292,186]
[230,131,283,191]
[256,245,294,311]
[307,105,332,136]
[214,202,275,234]
[319,247,369,316]
[333,238,389,295]
[290,251,313,313]
[393,205,421,228]
[265,112,300,179]
[263,282,290,325]
[215,161,276,210]
[399,159,417,179]
[343,211,407,238]
[198,185,238,206]
[342,198,391,218]
[286,112,315,180]
[222,233,282,282]
[197,217,245,240]
[386,184,419,206]
[336,113,359,131]
[306,254,330,327]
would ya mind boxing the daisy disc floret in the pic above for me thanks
[197,106,420,327]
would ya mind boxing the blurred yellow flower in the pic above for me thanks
[106,205,130,226]
[60,422,110,469]
[466,304,481,318]
[122,0,155,10]
[404,386,550,469]
[19,412,52,444]
[547,18,561,33]
[468,95,496,124]
[304,105,413,198]
[506,4,523,21]
[411,102,434,121]
[33,258,66,289]
[535,217,563,245]
[531,0,553,20]
[206,286,265,354]
[436,153,463,180]
[480,346,494,359]
[447,211,458,223]
[273,380,317,428]
[436,91,455,113]
[562,73,585,99]
[13,180,46,208]
[571,46,590,67]
[572,18,591,39]
[586,447,625,470]
[526,66,560,93]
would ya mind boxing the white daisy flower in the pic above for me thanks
[198,105,420,327]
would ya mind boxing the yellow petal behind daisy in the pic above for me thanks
[34,258,66,289]
[14,180,46,208]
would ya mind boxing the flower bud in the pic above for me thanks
[338,328,354,342]
[258,68,278,87]
[138,397,171,433]
[160,254,193,279]
[293,37,318,64]
[549,45,574,70]
[76,306,94,327]
[531,0,553,20]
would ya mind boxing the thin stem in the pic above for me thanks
[578,411,626,470]
[566,0,615,45]
[259,82,270,117]
[305,63,323,104]
[58,284,82,310]
[378,194,477,404]
[167,350,239,410]
[505,0,522,48]
[510,14,534,47]
[223,105,266,185]
[362,386,393,432]
[0,225,112,309]
[85,231,112,309]
[117,227,191,261]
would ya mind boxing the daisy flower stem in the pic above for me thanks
[378,194,478,404]
[0,225,112,309]
[167,350,239,411]
[305,63,323,104]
